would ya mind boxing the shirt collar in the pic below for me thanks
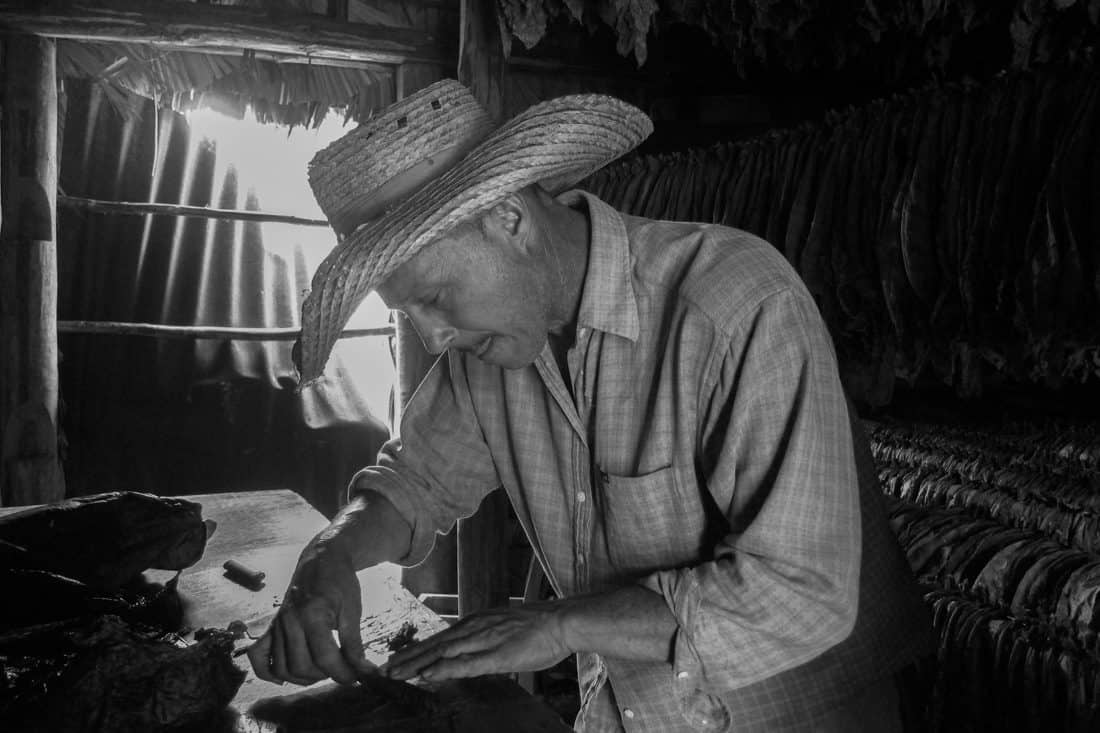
[555,189,640,342]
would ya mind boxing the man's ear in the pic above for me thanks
[482,192,531,250]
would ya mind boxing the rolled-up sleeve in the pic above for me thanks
[639,288,861,697]
[349,351,500,566]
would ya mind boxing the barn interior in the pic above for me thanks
[1,0,1099,730]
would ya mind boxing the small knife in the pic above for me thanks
[355,670,436,711]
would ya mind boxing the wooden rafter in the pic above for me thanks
[57,321,394,341]
[0,0,448,66]
[59,195,331,229]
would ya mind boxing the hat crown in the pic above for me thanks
[298,82,654,385]
[308,79,495,237]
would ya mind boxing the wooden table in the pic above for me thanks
[2,490,570,733]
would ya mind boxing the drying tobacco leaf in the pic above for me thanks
[1,615,245,733]
[0,491,209,590]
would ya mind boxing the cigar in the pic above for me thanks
[223,559,266,590]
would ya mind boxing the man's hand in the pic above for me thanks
[382,602,572,682]
[246,543,375,686]
[246,490,411,687]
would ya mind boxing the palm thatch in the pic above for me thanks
[56,39,398,128]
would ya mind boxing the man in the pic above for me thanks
[249,79,931,731]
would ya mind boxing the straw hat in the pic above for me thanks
[298,79,653,384]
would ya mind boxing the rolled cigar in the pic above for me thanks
[223,559,266,589]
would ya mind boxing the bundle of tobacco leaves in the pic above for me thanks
[0,492,236,731]
[0,491,210,590]
[1,615,245,733]
[0,491,212,635]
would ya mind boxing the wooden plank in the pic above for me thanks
[59,194,331,227]
[457,488,511,617]
[455,0,511,620]
[56,320,394,340]
[0,0,447,66]
[0,34,64,506]
[457,0,504,122]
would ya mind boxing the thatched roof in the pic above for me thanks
[57,39,398,127]
[46,0,451,128]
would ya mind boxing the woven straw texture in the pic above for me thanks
[308,80,494,236]
[299,92,653,384]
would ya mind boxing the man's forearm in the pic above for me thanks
[558,585,678,663]
[311,489,413,570]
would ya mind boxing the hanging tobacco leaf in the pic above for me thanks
[497,0,553,52]
[594,0,660,65]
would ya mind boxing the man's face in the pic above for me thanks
[376,220,555,369]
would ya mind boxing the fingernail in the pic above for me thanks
[421,669,434,680]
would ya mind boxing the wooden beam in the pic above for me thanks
[457,488,512,617]
[1,34,65,506]
[0,0,448,66]
[457,0,504,121]
[59,194,331,228]
[56,320,394,341]
[455,0,511,618]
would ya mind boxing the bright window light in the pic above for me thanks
[181,106,395,426]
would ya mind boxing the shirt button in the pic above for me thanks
[577,492,587,503]
[677,671,690,679]
[623,709,635,719]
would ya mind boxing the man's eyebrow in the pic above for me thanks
[383,283,433,311]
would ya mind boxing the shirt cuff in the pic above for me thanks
[347,465,437,566]
[639,570,732,732]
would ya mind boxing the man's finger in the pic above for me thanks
[420,651,498,681]
[384,617,490,672]
[246,629,280,683]
[385,629,498,680]
[273,615,325,686]
[302,609,357,684]
[337,598,374,675]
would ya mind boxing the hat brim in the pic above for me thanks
[296,95,653,385]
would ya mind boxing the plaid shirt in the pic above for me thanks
[356,191,928,731]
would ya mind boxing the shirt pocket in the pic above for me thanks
[600,463,708,577]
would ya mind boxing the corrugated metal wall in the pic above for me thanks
[56,80,391,517]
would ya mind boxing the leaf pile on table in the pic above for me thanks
[870,418,1100,732]
[0,491,245,733]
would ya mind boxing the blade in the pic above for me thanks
[355,671,436,711]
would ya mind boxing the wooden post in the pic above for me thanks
[388,66,460,599]
[394,311,461,599]
[458,0,505,123]
[455,0,512,618]
[0,34,65,506]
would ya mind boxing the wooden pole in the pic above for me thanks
[1,34,65,506]
[457,0,505,123]
[391,66,460,599]
[393,311,458,599]
[58,194,331,228]
[56,320,393,341]
[456,0,511,618]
